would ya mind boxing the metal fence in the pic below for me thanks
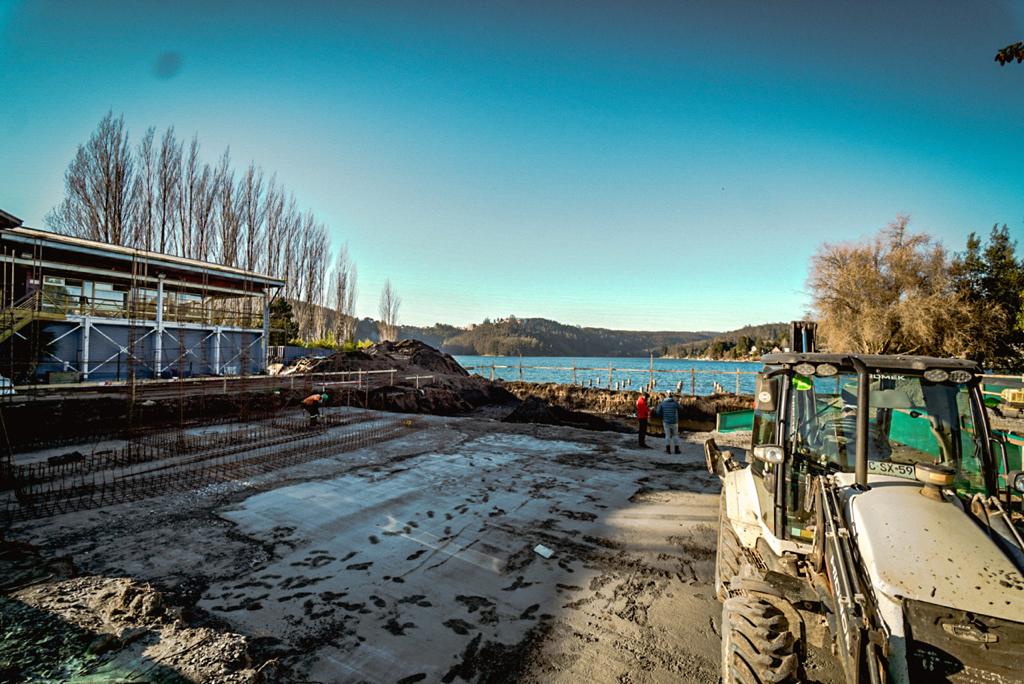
[462,361,760,395]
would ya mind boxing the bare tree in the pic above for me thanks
[191,161,218,263]
[238,161,265,273]
[262,175,284,283]
[377,279,401,342]
[332,244,358,343]
[156,127,181,254]
[176,134,201,259]
[132,127,157,250]
[214,149,239,268]
[809,215,966,356]
[47,111,136,244]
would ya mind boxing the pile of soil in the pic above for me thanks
[282,340,519,415]
[280,339,468,377]
[0,541,263,683]
[502,396,629,432]
[501,382,753,431]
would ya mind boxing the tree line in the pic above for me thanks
[809,216,1023,370]
[46,112,402,344]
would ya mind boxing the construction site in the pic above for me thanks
[0,218,774,683]
[1,218,1022,684]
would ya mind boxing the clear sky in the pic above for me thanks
[2,1,1023,331]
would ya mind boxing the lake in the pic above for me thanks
[453,355,762,396]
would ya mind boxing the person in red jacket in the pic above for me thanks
[636,393,651,449]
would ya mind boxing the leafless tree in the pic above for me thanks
[133,127,157,250]
[332,244,358,342]
[214,149,239,268]
[156,127,181,254]
[809,215,966,356]
[263,175,284,283]
[47,111,136,244]
[191,161,218,263]
[377,279,401,342]
[176,134,202,259]
[238,161,265,274]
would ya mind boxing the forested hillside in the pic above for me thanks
[664,323,789,359]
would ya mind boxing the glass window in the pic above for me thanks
[787,372,984,489]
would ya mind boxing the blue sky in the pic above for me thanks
[2,1,1023,331]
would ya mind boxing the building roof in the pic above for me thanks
[0,209,23,229]
[761,352,979,372]
[0,225,285,290]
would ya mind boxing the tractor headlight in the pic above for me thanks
[923,368,949,383]
[753,445,785,464]
[947,369,973,384]
[815,363,838,377]
[1011,470,1024,494]
[794,362,816,376]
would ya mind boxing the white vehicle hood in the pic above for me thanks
[836,473,1024,622]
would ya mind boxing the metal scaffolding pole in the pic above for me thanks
[154,274,165,378]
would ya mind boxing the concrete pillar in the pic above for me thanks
[154,274,165,378]
[81,317,91,380]
[212,327,221,375]
[262,292,270,373]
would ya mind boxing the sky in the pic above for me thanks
[2,0,1024,332]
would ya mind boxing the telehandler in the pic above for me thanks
[706,335,1024,683]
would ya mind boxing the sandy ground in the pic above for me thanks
[5,409,843,683]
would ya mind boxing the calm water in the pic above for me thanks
[454,355,762,396]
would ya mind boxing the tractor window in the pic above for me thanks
[787,372,984,491]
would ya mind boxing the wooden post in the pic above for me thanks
[691,367,696,396]
[649,352,654,391]
[519,354,523,382]
[572,361,577,385]
[608,363,612,388]
[490,362,495,382]
[735,368,740,395]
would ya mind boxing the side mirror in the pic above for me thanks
[755,374,778,412]
[753,445,785,464]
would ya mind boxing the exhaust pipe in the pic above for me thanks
[849,356,869,487]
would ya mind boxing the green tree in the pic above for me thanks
[952,225,1024,370]
[269,298,300,345]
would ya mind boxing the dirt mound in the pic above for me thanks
[502,396,628,433]
[282,339,467,377]
[503,382,752,431]
[1,542,261,683]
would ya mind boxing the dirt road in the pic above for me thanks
[5,409,839,682]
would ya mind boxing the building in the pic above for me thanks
[0,210,285,383]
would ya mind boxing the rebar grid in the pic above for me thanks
[3,413,417,525]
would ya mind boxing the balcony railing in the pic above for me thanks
[35,289,264,328]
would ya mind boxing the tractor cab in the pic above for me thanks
[746,353,1016,544]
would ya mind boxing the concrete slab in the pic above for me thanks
[7,414,841,683]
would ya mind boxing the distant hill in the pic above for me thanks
[297,306,783,359]
[664,322,789,360]
[411,317,716,357]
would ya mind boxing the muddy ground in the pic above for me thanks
[2,410,842,683]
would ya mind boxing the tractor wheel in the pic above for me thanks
[715,493,744,601]
[721,595,800,684]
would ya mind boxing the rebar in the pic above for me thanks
[2,411,415,526]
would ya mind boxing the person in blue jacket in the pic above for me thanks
[654,392,681,455]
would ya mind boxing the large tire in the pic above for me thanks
[721,595,799,684]
[715,493,744,601]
